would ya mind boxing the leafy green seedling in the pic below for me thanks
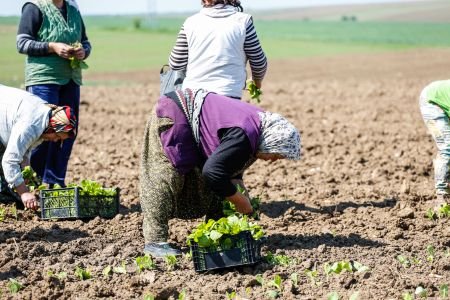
[113,261,127,274]
[264,251,292,266]
[255,274,264,286]
[178,289,186,300]
[10,205,18,221]
[411,257,422,266]
[135,255,156,272]
[426,208,437,220]
[426,245,435,262]
[8,278,22,294]
[268,274,283,292]
[397,255,410,268]
[439,203,450,218]
[267,290,279,299]
[0,207,6,222]
[415,286,427,298]
[327,291,340,300]
[290,272,299,288]
[402,292,414,300]
[349,291,360,300]
[324,261,352,276]
[246,80,262,103]
[143,294,155,300]
[74,267,92,280]
[164,255,177,270]
[445,248,450,258]
[352,261,370,273]
[225,291,236,299]
[47,270,67,280]
[304,268,321,287]
[102,265,112,277]
[440,284,449,298]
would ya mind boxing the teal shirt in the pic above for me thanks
[25,0,83,86]
[427,80,450,117]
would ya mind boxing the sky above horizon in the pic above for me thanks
[0,0,415,16]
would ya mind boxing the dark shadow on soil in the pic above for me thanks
[265,233,384,251]
[0,266,24,280]
[0,227,89,244]
[263,198,397,218]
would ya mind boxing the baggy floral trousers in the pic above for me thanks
[139,106,223,243]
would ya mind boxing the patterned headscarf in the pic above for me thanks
[45,105,77,137]
[257,111,301,160]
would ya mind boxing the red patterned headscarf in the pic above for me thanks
[45,105,77,138]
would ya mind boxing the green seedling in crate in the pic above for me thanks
[74,267,92,280]
[187,215,264,249]
[8,278,22,294]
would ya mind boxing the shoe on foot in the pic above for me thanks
[143,242,182,258]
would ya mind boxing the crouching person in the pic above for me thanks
[139,89,301,257]
[0,84,77,210]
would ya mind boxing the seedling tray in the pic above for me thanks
[39,187,120,220]
[190,231,263,272]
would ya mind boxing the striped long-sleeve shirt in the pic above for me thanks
[169,5,267,98]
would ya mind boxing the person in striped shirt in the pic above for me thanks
[169,0,267,99]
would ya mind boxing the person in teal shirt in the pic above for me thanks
[419,80,450,208]
[16,0,91,187]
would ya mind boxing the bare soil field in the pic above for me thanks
[1,48,450,299]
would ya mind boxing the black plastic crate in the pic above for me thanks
[39,187,120,220]
[190,231,263,272]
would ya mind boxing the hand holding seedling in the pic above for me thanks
[226,192,253,215]
[70,42,86,60]
[49,42,75,59]
[246,79,263,103]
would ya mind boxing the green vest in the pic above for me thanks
[427,80,450,117]
[25,0,83,86]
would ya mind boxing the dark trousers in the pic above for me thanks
[26,80,80,186]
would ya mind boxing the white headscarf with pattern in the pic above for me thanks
[257,111,301,160]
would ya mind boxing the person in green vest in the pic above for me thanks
[419,80,450,209]
[16,0,91,187]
